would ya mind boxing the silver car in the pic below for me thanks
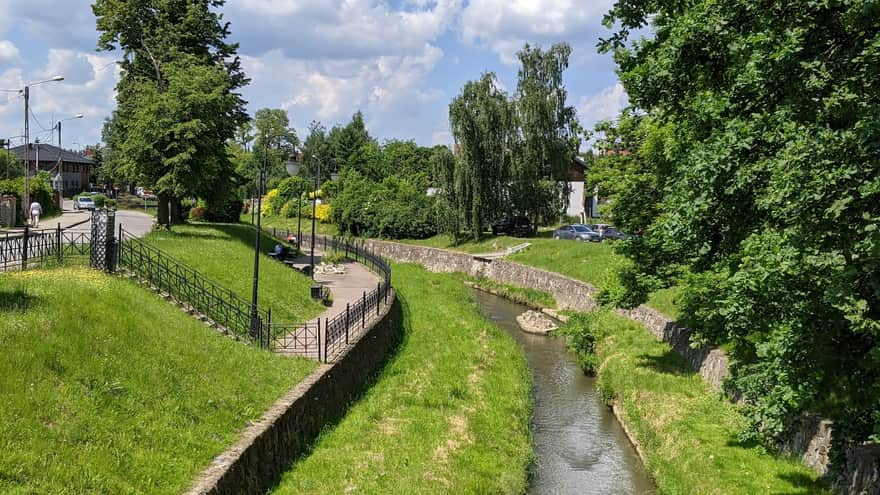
[552,224,601,242]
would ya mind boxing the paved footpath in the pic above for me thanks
[285,249,382,323]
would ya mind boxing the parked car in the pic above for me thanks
[589,224,630,241]
[491,216,533,237]
[74,196,96,210]
[553,224,601,242]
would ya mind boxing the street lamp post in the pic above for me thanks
[53,114,84,201]
[284,155,303,250]
[249,136,271,338]
[308,155,340,279]
[16,76,64,216]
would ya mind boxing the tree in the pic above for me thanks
[300,121,334,182]
[512,43,581,228]
[93,0,249,226]
[329,111,373,171]
[252,108,299,189]
[601,0,880,452]
[448,73,515,241]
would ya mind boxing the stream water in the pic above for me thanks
[473,290,655,495]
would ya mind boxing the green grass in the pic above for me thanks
[398,233,682,318]
[0,267,317,494]
[580,310,831,494]
[455,273,557,309]
[270,263,532,494]
[143,223,324,323]
[116,193,158,217]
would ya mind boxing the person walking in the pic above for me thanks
[29,200,42,228]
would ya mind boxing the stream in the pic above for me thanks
[473,290,655,494]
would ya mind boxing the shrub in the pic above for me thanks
[261,189,282,216]
[558,313,603,374]
[314,204,332,223]
[189,206,207,221]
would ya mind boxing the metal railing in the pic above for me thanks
[0,225,92,271]
[265,229,393,362]
[117,228,271,346]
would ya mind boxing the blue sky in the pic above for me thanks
[0,0,628,150]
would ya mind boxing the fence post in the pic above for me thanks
[345,303,350,345]
[57,223,62,263]
[324,318,329,363]
[317,318,322,362]
[362,291,366,328]
[266,308,272,349]
[21,226,28,270]
[377,283,381,315]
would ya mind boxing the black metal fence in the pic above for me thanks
[0,224,92,271]
[117,228,271,346]
[266,229,393,362]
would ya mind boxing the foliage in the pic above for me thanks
[0,268,315,494]
[445,43,582,241]
[261,189,282,217]
[276,175,309,203]
[333,169,437,239]
[270,264,532,494]
[448,73,514,241]
[252,108,299,190]
[201,195,243,223]
[558,313,602,373]
[93,0,249,227]
[601,0,880,448]
[0,172,60,221]
[313,203,332,223]
[580,308,830,494]
[0,147,21,179]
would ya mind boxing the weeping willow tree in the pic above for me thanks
[446,44,581,241]
[448,73,515,241]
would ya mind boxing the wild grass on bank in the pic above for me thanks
[143,223,324,322]
[0,268,316,494]
[562,310,831,494]
[270,263,532,494]
[455,273,556,309]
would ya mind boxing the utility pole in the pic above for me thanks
[23,86,29,210]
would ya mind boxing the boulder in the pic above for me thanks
[516,310,558,335]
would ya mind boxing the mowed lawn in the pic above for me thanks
[586,310,830,494]
[143,223,324,323]
[270,263,532,494]
[0,268,316,494]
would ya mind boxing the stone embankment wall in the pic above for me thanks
[362,239,879,494]
[187,294,402,495]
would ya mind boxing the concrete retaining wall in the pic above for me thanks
[362,239,879,493]
[187,293,402,495]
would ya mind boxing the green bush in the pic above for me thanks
[558,313,603,374]
[333,170,437,239]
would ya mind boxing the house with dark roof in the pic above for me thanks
[567,156,600,220]
[11,143,97,196]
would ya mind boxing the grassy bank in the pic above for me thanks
[270,263,532,494]
[143,223,324,322]
[240,213,338,237]
[454,273,556,309]
[561,311,830,494]
[0,268,316,494]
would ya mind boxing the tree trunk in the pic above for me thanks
[170,196,183,224]
[157,191,170,228]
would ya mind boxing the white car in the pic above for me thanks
[74,196,96,210]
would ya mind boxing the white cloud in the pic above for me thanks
[0,49,119,146]
[460,0,614,64]
[240,43,444,141]
[0,40,19,62]
[577,82,628,130]
[227,0,461,60]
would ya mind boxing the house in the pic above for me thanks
[12,143,97,196]
[566,156,599,220]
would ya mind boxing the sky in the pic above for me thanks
[0,0,629,151]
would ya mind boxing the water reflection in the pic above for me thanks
[473,290,655,495]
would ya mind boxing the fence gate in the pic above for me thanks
[90,209,116,272]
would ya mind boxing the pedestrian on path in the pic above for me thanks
[29,200,42,228]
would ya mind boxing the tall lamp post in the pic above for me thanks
[308,155,340,279]
[250,135,272,338]
[12,76,65,214]
[284,154,304,250]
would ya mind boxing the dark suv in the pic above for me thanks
[491,216,533,237]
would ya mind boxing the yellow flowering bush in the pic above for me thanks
[314,203,333,223]
[261,189,281,216]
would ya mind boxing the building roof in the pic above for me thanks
[11,143,97,165]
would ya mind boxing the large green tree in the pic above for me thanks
[601,0,880,452]
[512,43,581,227]
[448,73,515,241]
[252,108,299,189]
[93,0,249,226]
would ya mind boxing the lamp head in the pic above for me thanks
[51,76,64,81]
[75,114,84,119]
